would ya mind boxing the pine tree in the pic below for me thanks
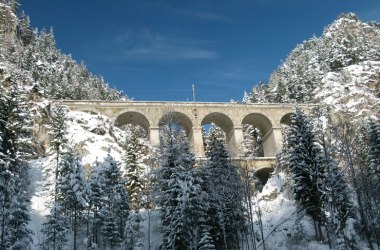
[366,117,380,192]
[364,117,380,246]
[49,105,68,185]
[41,106,71,250]
[17,11,34,46]
[154,113,201,249]
[286,108,326,241]
[100,152,129,248]
[203,123,226,157]
[201,126,246,250]
[124,211,143,250]
[0,84,33,249]
[66,156,87,250]
[41,204,68,250]
[242,124,263,157]
[45,147,87,250]
[86,160,105,246]
[124,125,146,210]
[320,131,358,249]
[197,229,216,250]
[6,161,33,250]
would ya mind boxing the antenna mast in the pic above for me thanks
[192,84,195,102]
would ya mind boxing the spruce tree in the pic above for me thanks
[321,138,358,249]
[154,114,201,249]
[287,108,326,241]
[66,156,87,250]
[100,152,129,248]
[124,211,143,250]
[202,126,246,249]
[364,117,380,246]
[41,106,70,250]
[49,105,68,185]
[86,160,105,246]
[0,84,33,249]
[203,123,226,157]
[124,125,146,210]
[44,147,87,250]
[366,117,380,192]
[242,124,263,157]
[197,228,216,250]
[41,204,68,250]
[123,125,148,248]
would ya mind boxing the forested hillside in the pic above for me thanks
[0,1,126,101]
[244,13,380,116]
[1,0,380,249]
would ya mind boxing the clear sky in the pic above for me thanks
[20,0,380,102]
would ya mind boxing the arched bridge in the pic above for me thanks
[61,101,316,162]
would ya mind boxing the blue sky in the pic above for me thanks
[21,0,380,102]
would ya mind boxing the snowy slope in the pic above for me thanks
[254,174,330,250]
[28,108,127,248]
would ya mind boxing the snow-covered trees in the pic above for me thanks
[203,123,226,157]
[0,1,126,102]
[242,124,263,157]
[100,152,129,248]
[244,13,380,104]
[363,117,380,247]
[60,150,87,250]
[279,108,360,248]
[335,115,380,249]
[41,204,68,250]
[153,113,207,249]
[124,125,147,210]
[43,150,130,249]
[42,147,87,250]
[0,83,33,249]
[319,123,358,249]
[201,124,246,249]
[366,117,380,192]
[285,108,326,240]
[123,125,148,249]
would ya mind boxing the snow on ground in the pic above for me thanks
[28,110,128,249]
[65,111,125,167]
[256,173,330,250]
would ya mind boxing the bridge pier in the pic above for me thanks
[191,127,205,157]
[262,127,283,157]
[229,127,244,157]
[149,127,160,147]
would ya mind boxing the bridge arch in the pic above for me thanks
[201,112,237,154]
[114,111,150,134]
[158,111,193,137]
[242,113,274,157]
[280,112,294,126]
[242,113,273,136]
[201,112,234,136]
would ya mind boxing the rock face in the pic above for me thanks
[315,61,380,119]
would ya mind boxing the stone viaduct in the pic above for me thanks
[61,101,316,169]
